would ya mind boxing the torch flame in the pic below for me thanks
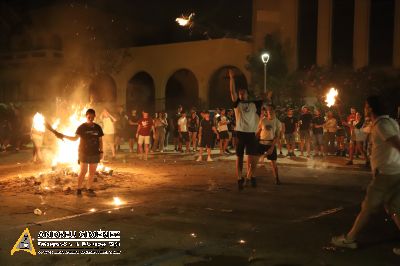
[32,113,46,132]
[325,88,338,107]
[175,13,194,27]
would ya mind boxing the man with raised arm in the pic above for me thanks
[228,69,265,190]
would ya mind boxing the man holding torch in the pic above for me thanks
[48,109,104,197]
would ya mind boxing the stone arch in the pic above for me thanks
[208,66,248,109]
[89,74,117,102]
[165,69,199,112]
[126,71,155,113]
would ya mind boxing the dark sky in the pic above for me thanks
[1,0,252,47]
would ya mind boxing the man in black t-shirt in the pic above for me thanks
[282,109,298,157]
[197,111,218,162]
[299,106,312,157]
[60,109,104,197]
[311,109,325,157]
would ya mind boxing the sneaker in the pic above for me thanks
[227,149,233,154]
[207,157,213,162]
[76,189,82,197]
[331,235,357,249]
[196,156,202,162]
[250,177,257,188]
[86,189,96,197]
[346,160,353,166]
[393,247,400,255]
[237,178,245,191]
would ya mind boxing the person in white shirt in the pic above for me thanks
[332,95,400,255]
[256,105,281,185]
[178,111,190,153]
[229,69,267,190]
[217,108,231,155]
[100,108,116,160]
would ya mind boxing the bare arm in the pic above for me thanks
[228,69,237,102]
[387,135,400,153]
[63,134,79,141]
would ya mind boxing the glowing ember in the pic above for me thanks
[32,113,46,132]
[325,88,338,107]
[112,197,125,206]
[190,233,197,238]
[175,13,194,27]
[89,208,96,212]
[238,239,246,244]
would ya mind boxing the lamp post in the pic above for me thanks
[261,52,270,94]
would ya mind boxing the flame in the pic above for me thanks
[175,13,194,27]
[325,88,338,107]
[51,105,88,168]
[32,113,46,132]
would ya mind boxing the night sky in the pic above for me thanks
[1,0,253,48]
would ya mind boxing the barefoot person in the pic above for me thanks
[56,109,104,197]
[331,95,400,255]
[229,69,264,190]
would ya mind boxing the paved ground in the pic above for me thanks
[0,146,399,265]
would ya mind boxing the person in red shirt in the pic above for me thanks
[136,111,155,160]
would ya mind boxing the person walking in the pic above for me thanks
[128,110,138,153]
[217,108,231,155]
[331,95,400,255]
[136,111,155,160]
[256,105,281,184]
[311,109,325,157]
[323,111,337,156]
[100,108,116,160]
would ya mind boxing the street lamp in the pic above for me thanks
[261,52,270,93]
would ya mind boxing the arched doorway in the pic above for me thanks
[126,71,155,113]
[208,66,247,109]
[165,69,199,112]
[89,74,117,102]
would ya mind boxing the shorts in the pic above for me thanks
[235,131,259,157]
[313,133,323,146]
[299,130,311,141]
[78,154,101,164]
[138,135,150,145]
[128,127,137,139]
[284,133,296,145]
[219,131,229,140]
[103,134,115,146]
[336,128,346,137]
[362,172,400,215]
[258,144,277,161]
[180,132,189,142]
[200,135,213,148]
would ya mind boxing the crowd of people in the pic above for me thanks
[72,103,376,169]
